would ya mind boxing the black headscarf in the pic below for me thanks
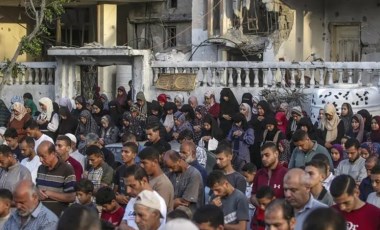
[232,112,249,131]
[358,109,372,133]
[220,88,240,116]
[241,93,253,108]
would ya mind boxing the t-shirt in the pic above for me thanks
[34,134,54,152]
[226,171,246,194]
[66,156,83,182]
[21,155,41,184]
[114,164,128,194]
[333,203,380,230]
[367,192,380,208]
[150,173,174,212]
[122,190,167,229]
[219,189,249,225]
[167,165,204,213]
[70,150,85,170]
[101,206,125,227]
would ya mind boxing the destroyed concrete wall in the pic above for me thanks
[277,0,380,62]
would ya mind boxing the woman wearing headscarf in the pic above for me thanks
[227,112,254,163]
[99,115,120,145]
[194,105,208,144]
[278,139,291,166]
[180,104,196,125]
[23,98,38,118]
[162,102,177,139]
[75,110,99,152]
[241,93,253,108]
[239,103,252,122]
[322,103,345,149]
[150,100,163,119]
[92,100,107,127]
[108,100,123,129]
[36,97,59,140]
[262,116,284,145]
[100,93,110,112]
[275,110,288,135]
[251,96,261,115]
[347,114,366,143]
[0,99,11,127]
[157,94,167,108]
[369,116,380,143]
[358,109,372,133]
[136,91,150,118]
[72,95,87,120]
[173,111,193,140]
[57,106,78,135]
[250,100,273,168]
[8,102,30,140]
[286,106,303,140]
[199,114,223,150]
[9,96,23,111]
[116,86,128,110]
[174,94,184,110]
[219,88,239,137]
[58,97,73,112]
[204,91,220,120]
[330,144,344,171]
[121,105,145,141]
[340,103,354,135]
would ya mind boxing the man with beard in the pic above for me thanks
[164,150,204,214]
[3,180,58,230]
[179,140,207,185]
[336,138,367,184]
[251,142,287,206]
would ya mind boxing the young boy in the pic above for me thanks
[74,178,98,214]
[241,162,257,230]
[251,186,275,230]
[305,160,334,206]
[367,164,380,208]
[95,186,125,227]
[0,189,12,229]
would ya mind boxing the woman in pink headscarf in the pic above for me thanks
[116,86,128,110]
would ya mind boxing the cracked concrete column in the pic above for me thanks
[97,4,117,99]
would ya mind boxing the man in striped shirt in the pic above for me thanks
[36,141,76,216]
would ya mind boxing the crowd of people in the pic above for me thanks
[0,85,379,230]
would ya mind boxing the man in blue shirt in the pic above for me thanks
[4,179,58,230]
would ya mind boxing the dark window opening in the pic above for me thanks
[165,26,177,47]
[170,0,177,8]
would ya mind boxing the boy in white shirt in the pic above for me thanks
[367,164,380,208]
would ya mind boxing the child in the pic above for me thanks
[227,113,254,163]
[0,189,12,229]
[305,160,334,206]
[241,162,257,230]
[341,135,349,150]
[330,144,344,172]
[277,139,291,167]
[95,186,125,227]
[74,178,98,214]
[251,186,275,230]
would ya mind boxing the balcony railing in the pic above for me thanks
[0,62,57,85]
[151,61,380,89]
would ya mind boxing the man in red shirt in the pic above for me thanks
[251,142,287,205]
[330,174,380,230]
[55,135,83,182]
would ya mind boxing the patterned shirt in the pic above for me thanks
[3,202,58,230]
[86,162,114,190]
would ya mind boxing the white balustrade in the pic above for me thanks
[151,61,380,89]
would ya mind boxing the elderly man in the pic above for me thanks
[0,145,31,192]
[179,140,207,184]
[134,190,163,230]
[164,150,204,214]
[188,96,198,110]
[265,199,296,230]
[3,180,58,230]
[119,165,166,230]
[36,141,76,216]
[283,168,326,230]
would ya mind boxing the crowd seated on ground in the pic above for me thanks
[0,86,379,230]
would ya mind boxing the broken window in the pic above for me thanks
[165,26,177,48]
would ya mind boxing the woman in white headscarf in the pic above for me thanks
[174,94,184,110]
[322,103,345,148]
[37,97,59,139]
[239,103,252,122]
